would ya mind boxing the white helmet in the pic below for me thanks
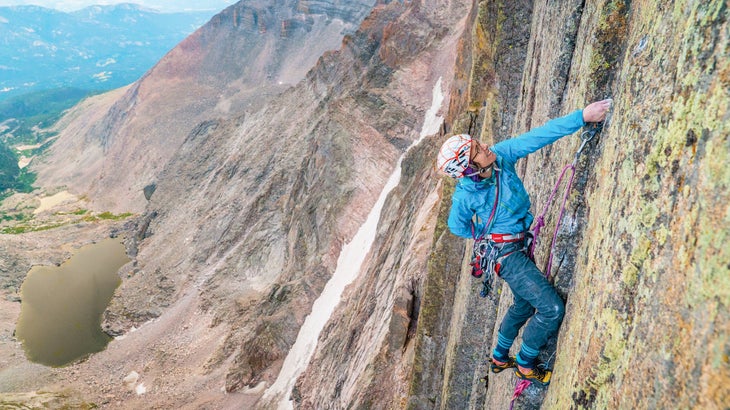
[437,134,472,178]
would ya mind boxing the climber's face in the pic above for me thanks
[470,139,496,176]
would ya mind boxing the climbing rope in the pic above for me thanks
[529,123,602,279]
[509,379,532,410]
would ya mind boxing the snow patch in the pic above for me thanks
[124,371,147,395]
[33,191,77,214]
[261,78,445,409]
[0,16,8,24]
[242,381,267,394]
[18,156,33,169]
[119,40,146,47]
[123,371,139,389]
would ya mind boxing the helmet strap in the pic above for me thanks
[464,162,495,181]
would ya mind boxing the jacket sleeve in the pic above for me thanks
[493,110,585,163]
[447,194,474,238]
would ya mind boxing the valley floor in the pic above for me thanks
[0,189,264,409]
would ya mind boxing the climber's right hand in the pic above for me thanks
[582,99,612,123]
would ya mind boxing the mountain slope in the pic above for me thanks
[33,0,376,213]
[16,0,470,407]
[106,1,471,404]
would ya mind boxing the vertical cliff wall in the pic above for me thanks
[100,0,473,407]
[545,1,729,408]
[410,0,728,409]
[292,0,728,409]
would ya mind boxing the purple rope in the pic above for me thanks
[531,163,577,279]
[507,167,576,410]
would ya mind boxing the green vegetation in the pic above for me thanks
[0,88,94,144]
[91,212,134,221]
[0,88,96,199]
[0,142,19,190]
[0,391,98,409]
[0,151,37,196]
[1,212,27,222]
[0,210,134,234]
[15,169,37,193]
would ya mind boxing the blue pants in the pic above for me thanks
[492,240,565,366]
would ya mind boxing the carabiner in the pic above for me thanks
[573,122,602,164]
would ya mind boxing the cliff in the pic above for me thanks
[1,0,727,409]
[396,0,728,409]
[4,0,472,408]
[298,0,729,409]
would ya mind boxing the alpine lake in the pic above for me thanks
[15,237,130,367]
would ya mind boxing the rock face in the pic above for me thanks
[297,0,729,408]
[19,0,470,407]
[127,0,470,398]
[7,0,728,409]
[33,0,376,213]
[395,0,728,409]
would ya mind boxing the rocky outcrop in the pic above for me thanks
[542,1,729,408]
[33,0,376,213]
[97,0,469,405]
[143,3,463,398]
[404,0,729,409]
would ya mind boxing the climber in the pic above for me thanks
[436,99,611,385]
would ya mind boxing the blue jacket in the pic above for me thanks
[447,110,585,238]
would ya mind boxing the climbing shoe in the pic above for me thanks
[515,365,552,386]
[488,356,516,374]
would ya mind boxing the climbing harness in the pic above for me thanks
[529,122,602,279]
[477,241,522,298]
